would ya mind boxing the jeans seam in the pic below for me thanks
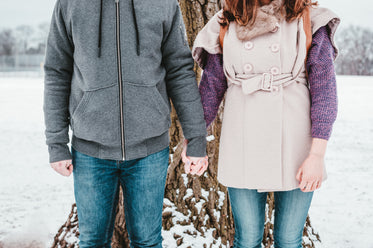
[104,178,120,243]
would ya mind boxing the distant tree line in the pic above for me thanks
[0,23,372,75]
[334,25,373,76]
[0,23,49,71]
[0,23,49,56]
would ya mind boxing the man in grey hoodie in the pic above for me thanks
[43,0,207,247]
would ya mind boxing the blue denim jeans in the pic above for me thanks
[228,188,313,248]
[72,146,169,248]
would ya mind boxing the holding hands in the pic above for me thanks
[181,139,209,176]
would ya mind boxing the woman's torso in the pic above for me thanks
[217,16,326,192]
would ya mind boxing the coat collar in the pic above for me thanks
[236,0,285,41]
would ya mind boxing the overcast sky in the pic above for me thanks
[0,0,372,29]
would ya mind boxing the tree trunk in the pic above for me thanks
[51,1,321,247]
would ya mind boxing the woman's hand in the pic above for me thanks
[296,153,324,192]
[51,159,73,177]
[296,138,328,192]
[181,139,209,176]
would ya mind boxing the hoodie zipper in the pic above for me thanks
[115,0,125,161]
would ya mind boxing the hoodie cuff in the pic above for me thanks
[186,136,207,157]
[48,143,72,163]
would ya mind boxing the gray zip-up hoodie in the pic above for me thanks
[43,0,207,163]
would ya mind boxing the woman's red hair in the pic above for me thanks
[221,0,317,26]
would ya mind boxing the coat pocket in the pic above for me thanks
[124,81,171,144]
[70,84,121,146]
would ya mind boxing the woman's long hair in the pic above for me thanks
[221,0,317,26]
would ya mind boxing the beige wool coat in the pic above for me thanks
[192,4,340,192]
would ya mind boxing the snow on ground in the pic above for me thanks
[0,77,75,246]
[0,75,372,247]
[162,198,225,248]
[308,76,373,248]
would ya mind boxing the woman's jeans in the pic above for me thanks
[72,146,169,248]
[228,187,314,248]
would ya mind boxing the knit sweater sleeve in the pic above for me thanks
[306,25,338,140]
[199,53,228,127]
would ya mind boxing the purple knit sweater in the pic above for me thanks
[199,26,337,140]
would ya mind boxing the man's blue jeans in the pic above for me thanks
[71,146,169,248]
[228,188,314,248]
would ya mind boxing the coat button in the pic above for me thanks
[271,43,280,53]
[244,41,254,50]
[271,22,280,32]
[244,63,253,73]
[270,66,280,75]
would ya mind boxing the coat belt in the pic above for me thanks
[228,72,307,95]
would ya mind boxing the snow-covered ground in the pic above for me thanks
[0,75,372,247]
[308,76,373,248]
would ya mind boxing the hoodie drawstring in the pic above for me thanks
[97,0,141,58]
[98,0,103,57]
[131,0,140,56]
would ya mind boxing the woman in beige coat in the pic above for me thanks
[185,0,340,247]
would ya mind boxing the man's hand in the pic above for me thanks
[181,139,208,176]
[51,159,73,177]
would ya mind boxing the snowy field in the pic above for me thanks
[0,75,372,247]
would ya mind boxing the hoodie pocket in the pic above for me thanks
[70,83,121,146]
[124,81,171,144]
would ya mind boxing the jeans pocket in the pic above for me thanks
[71,83,121,146]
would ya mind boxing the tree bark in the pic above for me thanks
[51,1,321,247]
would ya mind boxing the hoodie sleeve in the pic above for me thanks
[161,1,207,157]
[43,0,74,163]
